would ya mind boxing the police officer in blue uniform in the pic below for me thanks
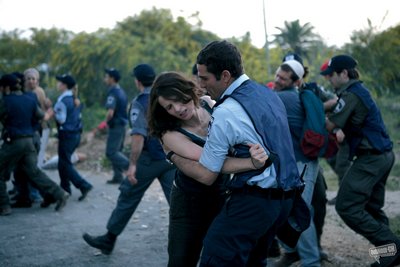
[0,74,69,216]
[103,68,129,184]
[169,40,305,267]
[48,74,93,202]
[322,55,400,267]
[82,64,175,254]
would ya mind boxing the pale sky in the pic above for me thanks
[0,0,399,48]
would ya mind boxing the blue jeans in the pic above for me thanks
[58,131,92,194]
[106,152,175,235]
[106,125,129,180]
[282,160,320,267]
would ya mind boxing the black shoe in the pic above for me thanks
[370,241,400,267]
[273,252,300,267]
[320,249,329,262]
[106,179,122,184]
[82,233,116,255]
[78,185,93,201]
[268,239,281,258]
[10,194,20,201]
[370,253,400,267]
[55,192,69,211]
[327,196,337,205]
[40,196,56,208]
[11,200,32,208]
[0,206,12,216]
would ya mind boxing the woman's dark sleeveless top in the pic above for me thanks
[174,100,229,194]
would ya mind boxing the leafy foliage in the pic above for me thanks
[0,8,399,186]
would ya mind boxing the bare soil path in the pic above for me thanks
[1,134,399,266]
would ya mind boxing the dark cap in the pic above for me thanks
[11,72,24,87]
[320,55,357,76]
[56,74,76,89]
[0,74,18,88]
[132,64,156,84]
[282,53,304,66]
[104,68,121,82]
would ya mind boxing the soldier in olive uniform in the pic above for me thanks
[322,55,400,267]
[0,74,69,216]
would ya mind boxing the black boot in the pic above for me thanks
[82,232,116,255]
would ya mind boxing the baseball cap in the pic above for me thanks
[0,74,18,88]
[56,74,76,89]
[320,55,357,76]
[282,53,304,66]
[320,60,330,72]
[104,68,121,82]
[132,64,156,84]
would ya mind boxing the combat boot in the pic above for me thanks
[82,233,116,255]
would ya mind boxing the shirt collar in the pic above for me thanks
[143,87,151,94]
[219,74,249,100]
[57,90,73,102]
[335,79,359,95]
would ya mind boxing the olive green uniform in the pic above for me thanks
[329,82,397,246]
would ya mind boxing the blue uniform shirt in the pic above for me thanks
[199,74,278,188]
[129,87,150,137]
[129,87,165,160]
[105,85,128,127]
[54,90,72,124]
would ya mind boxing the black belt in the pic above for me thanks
[231,186,295,200]
[12,135,33,140]
[356,149,384,157]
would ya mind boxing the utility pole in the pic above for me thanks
[263,0,271,78]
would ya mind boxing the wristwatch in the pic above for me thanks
[166,151,175,162]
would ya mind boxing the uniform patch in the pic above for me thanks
[130,108,140,124]
[106,96,115,106]
[334,98,346,113]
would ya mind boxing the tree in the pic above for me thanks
[345,21,400,95]
[273,20,322,61]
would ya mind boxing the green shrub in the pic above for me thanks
[81,103,107,132]
[390,215,400,236]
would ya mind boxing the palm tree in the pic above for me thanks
[273,20,321,59]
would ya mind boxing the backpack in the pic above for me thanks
[299,84,338,159]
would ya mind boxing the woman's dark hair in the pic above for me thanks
[148,71,200,139]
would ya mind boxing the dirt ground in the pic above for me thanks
[1,132,399,267]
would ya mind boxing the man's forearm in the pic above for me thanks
[171,154,218,186]
[325,117,337,132]
[221,157,256,174]
[130,135,144,165]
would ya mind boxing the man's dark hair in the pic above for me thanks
[196,40,243,80]
[280,64,300,82]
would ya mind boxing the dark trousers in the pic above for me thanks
[0,138,64,208]
[168,184,226,267]
[58,131,91,194]
[13,132,43,202]
[312,167,327,246]
[335,150,397,245]
[106,152,175,235]
[199,192,293,267]
[106,125,129,181]
[326,142,351,185]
